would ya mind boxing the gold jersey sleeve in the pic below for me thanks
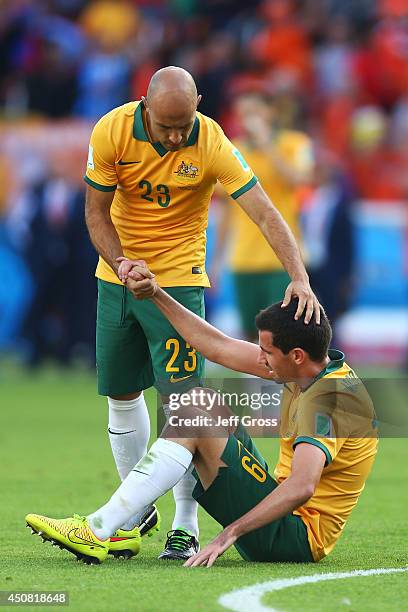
[293,374,377,463]
[85,109,119,190]
[211,127,257,198]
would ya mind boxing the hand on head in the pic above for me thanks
[281,279,321,324]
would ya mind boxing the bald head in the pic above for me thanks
[143,66,201,152]
[147,66,198,104]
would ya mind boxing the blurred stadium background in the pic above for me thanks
[1,0,407,371]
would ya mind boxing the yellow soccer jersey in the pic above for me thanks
[229,131,313,272]
[84,100,257,287]
[275,350,378,561]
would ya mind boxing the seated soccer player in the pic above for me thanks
[26,273,378,566]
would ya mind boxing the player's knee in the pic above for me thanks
[163,405,229,444]
[164,404,207,432]
[178,386,235,425]
[167,386,236,433]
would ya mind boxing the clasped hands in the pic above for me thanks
[116,257,158,298]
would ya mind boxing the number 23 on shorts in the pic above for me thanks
[165,338,197,374]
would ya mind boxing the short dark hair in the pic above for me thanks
[255,299,332,362]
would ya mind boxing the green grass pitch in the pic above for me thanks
[1,365,407,611]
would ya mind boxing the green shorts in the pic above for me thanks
[96,280,205,396]
[193,426,314,563]
[233,270,290,337]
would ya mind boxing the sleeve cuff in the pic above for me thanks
[84,175,117,192]
[293,436,332,466]
[230,176,258,200]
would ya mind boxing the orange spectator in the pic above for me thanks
[353,14,408,107]
[250,0,313,88]
[348,106,408,201]
[80,0,139,51]
[320,94,356,158]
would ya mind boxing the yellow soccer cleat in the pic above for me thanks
[25,513,109,564]
[108,505,159,559]
[108,526,141,559]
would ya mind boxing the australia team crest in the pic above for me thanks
[174,158,200,181]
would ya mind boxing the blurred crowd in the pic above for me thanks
[2,0,408,185]
[1,0,407,365]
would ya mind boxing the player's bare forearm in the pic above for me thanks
[86,213,123,274]
[226,474,313,540]
[150,287,270,377]
[152,288,231,363]
[85,186,123,276]
[184,477,313,567]
[223,443,325,540]
[259,207,307,281]
[237,183,307,282]
[237,183,321,323]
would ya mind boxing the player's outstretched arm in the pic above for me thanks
[236,182,320,324]
[127,276,272,378]
[153,287,272,378]
[185,442,325,567]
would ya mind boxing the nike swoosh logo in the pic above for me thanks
[117,160,141,165]
[169,374,194,383]
[68,528,104,548]
[132,469,150,476]
[110,536,137,542]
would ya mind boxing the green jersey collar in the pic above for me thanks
[317,349,345,380]
[186,116,200,146]
[133,101,148,141]
[302,349,345,392]
[133,101,200,157]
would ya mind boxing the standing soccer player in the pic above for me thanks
[212,91,314,341]
[84,66,319,559]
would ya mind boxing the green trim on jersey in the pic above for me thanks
[302,349,345,392]
[133,102,148,141]
[230,176,258,200]
[151,141,167,157]
[84,175,117,192]
[294,436,332,466]
[317,349,345,379]
[133,101,200,157]
[186,117,200,146]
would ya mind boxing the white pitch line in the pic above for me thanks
[219,567,408,612]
